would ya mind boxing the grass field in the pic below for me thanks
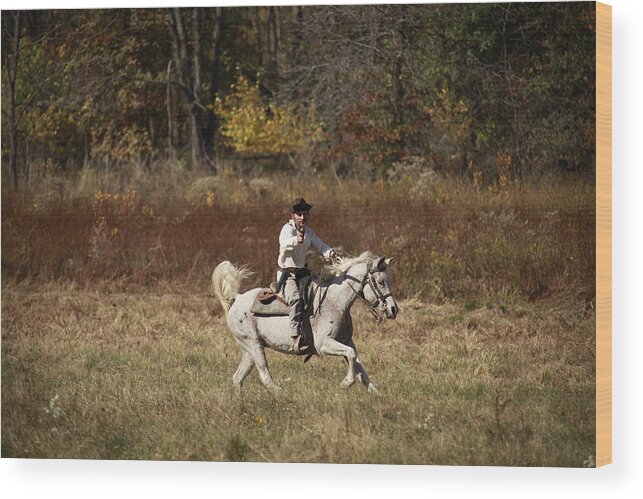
[1,167,596,465]
[2,282,595,466]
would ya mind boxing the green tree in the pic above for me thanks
[1,10,53,187]
[412,2,595,177]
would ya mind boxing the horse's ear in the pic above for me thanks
[385,257,393,266]
[376,256,388,271]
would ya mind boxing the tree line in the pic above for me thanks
[2,3,596,188]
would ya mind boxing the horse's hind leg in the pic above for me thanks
[248,343,280,391]
[230,309,280,391]
[232,351,254,388]
[236,339,280,391]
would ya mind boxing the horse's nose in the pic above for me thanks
[389,304,398,319]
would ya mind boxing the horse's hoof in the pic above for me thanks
[367,384,379,394]
[340,379,355,388]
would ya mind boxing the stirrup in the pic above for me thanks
[292,334,311,354]
[292,333,301,352]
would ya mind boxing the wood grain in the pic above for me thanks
[596,1,612,467]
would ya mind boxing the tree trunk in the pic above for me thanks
[167,8,208,170]
[190,7,207,169]
[266,7,279,83]
[166,59,176,161]
[8,94,19,188]
[253,8,263,68]
[3,12,22,188]
[292,6,304,68]
[204,7,225,162]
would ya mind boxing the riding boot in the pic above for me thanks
[291,321,301,349]
[292,325,311,354]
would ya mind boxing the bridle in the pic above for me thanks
[348,260,393,323]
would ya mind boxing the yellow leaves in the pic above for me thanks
[472,154,513,193]
[495,153,512,173]
[473,170,484,191]
[494,175,510,193]
[215,75,324,155]
[94,189,139,217]
[495,153,512,192]
[426,87,471,143]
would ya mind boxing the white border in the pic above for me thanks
[1,0,641,497]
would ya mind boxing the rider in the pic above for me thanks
[277,197,337,352]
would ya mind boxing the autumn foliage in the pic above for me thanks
[215,75,324,156]
[2,4,596,183]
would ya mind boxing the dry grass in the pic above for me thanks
[1,283,594,465]
[1,163,596,465]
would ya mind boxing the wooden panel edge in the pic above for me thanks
[595,1,612,467]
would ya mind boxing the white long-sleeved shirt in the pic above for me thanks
[277,219,332,269]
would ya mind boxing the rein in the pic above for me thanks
[346,261,389,323]
[309,259,391,323]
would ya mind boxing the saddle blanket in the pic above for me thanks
[250,290,289,316]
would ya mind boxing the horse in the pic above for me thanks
[212,251,398,392]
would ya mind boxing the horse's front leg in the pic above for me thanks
[346,340,378,393]
[317,337,357,387]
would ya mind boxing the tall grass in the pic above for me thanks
[1,161,595,305]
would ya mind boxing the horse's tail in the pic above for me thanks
[212,261,253,320]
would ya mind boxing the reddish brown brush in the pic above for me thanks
[1,172,595,306]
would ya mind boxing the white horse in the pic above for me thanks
[212,252,398,392]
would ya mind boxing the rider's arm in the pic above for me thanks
[279,224,300,251]
[308,228,333,260]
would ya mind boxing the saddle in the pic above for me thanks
[250,290,289,316]
[250,269,316,317]
[250,282,317,359]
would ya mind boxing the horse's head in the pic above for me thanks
[362,256,398,320]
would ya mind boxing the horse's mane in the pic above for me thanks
[316,251,378,285]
